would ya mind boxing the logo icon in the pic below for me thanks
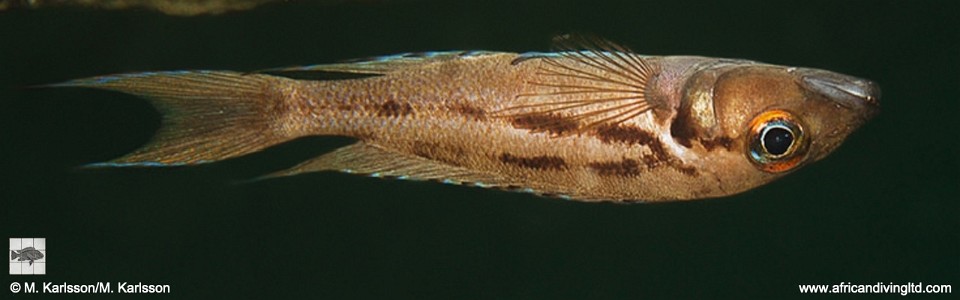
[9,238,45,275]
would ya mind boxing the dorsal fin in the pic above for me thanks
[496,34,658,135]
[260,51,501,76]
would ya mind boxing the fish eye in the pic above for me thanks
[761,125,793,156]
[747,110,807,172]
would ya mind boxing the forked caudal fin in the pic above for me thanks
[51,71,294,167]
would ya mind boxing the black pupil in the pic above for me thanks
[763,127,793,155]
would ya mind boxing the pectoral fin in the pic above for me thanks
[498,34,659,135]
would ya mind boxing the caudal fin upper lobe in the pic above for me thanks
[52,71,297,167]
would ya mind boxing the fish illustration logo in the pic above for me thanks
[11,247,44,265]
[9,238,46,275]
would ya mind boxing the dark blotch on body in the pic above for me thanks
[499,153,567,170]
[510,113,579,135]
[701,136,735,150]
[676,165,698,176]
[377,100,413,117]
[592,123,699,177]
[669,104,697,148]
[668,104,734,151]
[595,123,656,145]
[452,104,486,121]
[588,159,642,177]
[594,124,672,164]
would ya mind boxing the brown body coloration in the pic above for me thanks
[57,36,879,202]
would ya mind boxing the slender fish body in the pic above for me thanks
[56,36,879,202]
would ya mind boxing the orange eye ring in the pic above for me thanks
[747,109,807,173]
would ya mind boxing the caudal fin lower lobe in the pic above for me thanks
[54,71,295,167]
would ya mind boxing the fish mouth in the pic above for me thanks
[798,68,881,120]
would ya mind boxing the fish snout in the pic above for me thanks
[798,69,880,119]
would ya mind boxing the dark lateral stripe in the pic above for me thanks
[451,104,487,121]
[377,100,413,117]
[510,113,579,135]
[590,156,698,177]
[588,159,642,177]
[592,123,699,177]
[499,153,567,170]
[594,123,656,145]
[594,123,672,163]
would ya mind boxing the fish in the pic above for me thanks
[52,35,879,202]
[10,247,44,265]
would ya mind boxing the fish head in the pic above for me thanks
[673,61,879,195]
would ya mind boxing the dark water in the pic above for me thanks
[2,0,957,298]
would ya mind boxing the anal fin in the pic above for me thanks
[262,142,510,187]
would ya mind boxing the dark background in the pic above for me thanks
[1,0,957,298]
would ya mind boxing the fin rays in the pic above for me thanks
[55,71,293,166]
[496,34,657,135]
